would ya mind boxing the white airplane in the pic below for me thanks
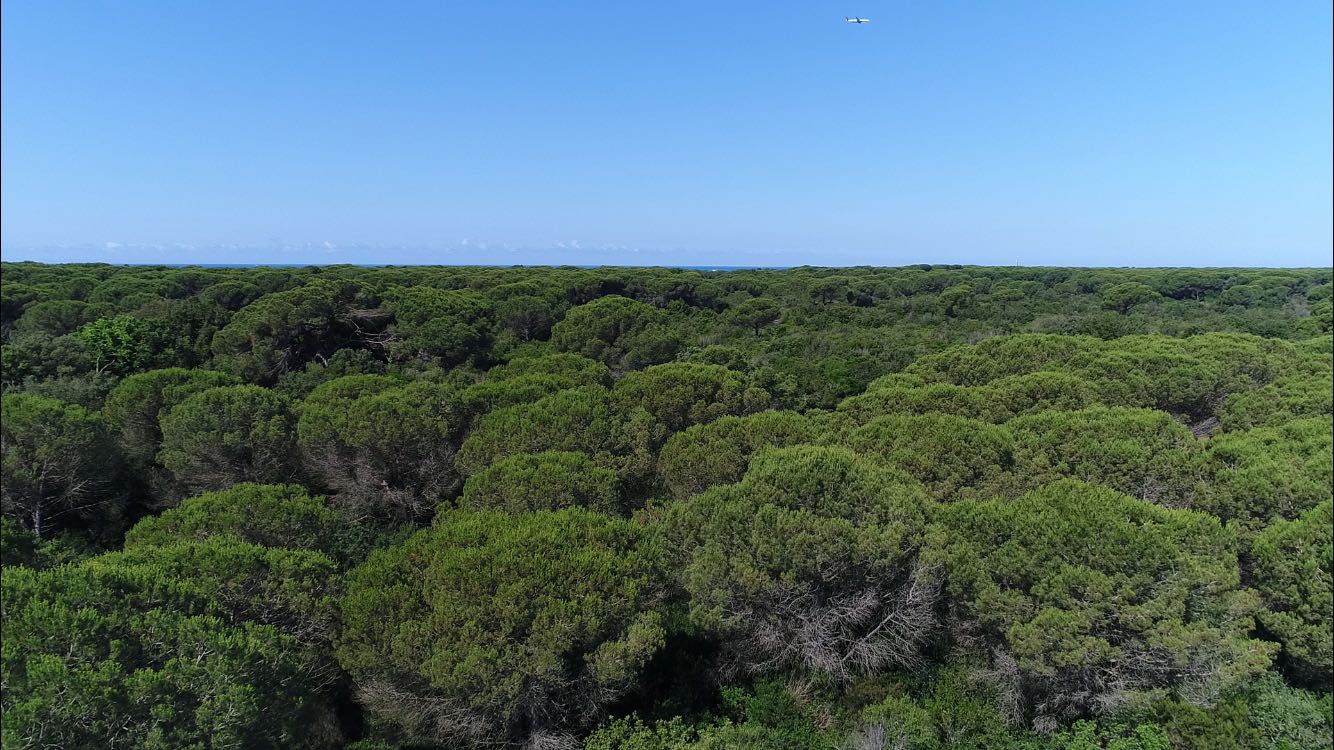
[845,16,870,23]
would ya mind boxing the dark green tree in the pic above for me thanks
[381,286,492,367]
[551,295,678,369]
[656,411,816,500]
[157,385,300,493]
[337,508,667,748]
[101,367,241,470]
[1,393,122,541]
[455,386,627,477]
[726,297,781,336]
[928,480,1274,723]
[210,282,352,383]
[460,450,621,514]
[1251,500,1333,689]
[1102,282,1162,313]
[612,362,766,433]
[297,381,457,521]
[661,446,936,682]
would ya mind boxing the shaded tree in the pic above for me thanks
[1251,500,1333,689]
[726,297,781,336]
[551,295,678,370]
[297,381,457,521]
[487,352,612,387]
[157,385,300,493]
[657,411,816,500]
[101,367,241,470]
[211,282,353,383]
[1,393,122,541]
[381,286,493,367]
[14,299,98,337]
[497,294,561,342]
[455,386,627,477]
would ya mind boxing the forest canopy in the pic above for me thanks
[1,262,1331,750]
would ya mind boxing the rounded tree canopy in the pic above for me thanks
[928,479,1273,721]
[123,483,358,564]
[612,362,765,433]
[455,385,626,477]
[835,413,1013,501]
[336,507,666,747]
[157,385,299,493]
[661,445,935,681]
[657,410,816,500]
[1195,417,1333,532]
[2,547,337,748]
[486,352,611,387]
[460,450,621,515]
[1006,406,1203,503]
[1251,500,1333,689]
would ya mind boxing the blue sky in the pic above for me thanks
[2,1,1330,267]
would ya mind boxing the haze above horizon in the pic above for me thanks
[2,1,1330,267]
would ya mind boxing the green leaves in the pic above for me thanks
[725,297,781,335]
[210,282,353,383]
[381,286,493,367]
[612,363,766,434]
[2,545,338,748]
[3,263,1333,749]
[74,314,176,375]
[297,380,456,520]
[1102,283,1163,314]
[1006,407,1202,503]
[661,446,935,681]
[1196,419,1333,532]
[1252,501,1333,688]
[461,451,622,514]
[456,385,628,477]
[657,411,815,500]
[1,393,121,541]
[336,508,667,747]
[930,480,1274,720]
[102,367,240,469]
[552,295,680,370]
[123,483,359,565]
[834,413,1014,501]
[157,385,299,493]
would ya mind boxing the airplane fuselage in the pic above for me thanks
[845,17,870,23]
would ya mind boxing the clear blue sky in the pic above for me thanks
[2,1,1330,266]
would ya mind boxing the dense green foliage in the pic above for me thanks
[1,263,1330,749]
[337,508,666,748]
[930,481,1273,722]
